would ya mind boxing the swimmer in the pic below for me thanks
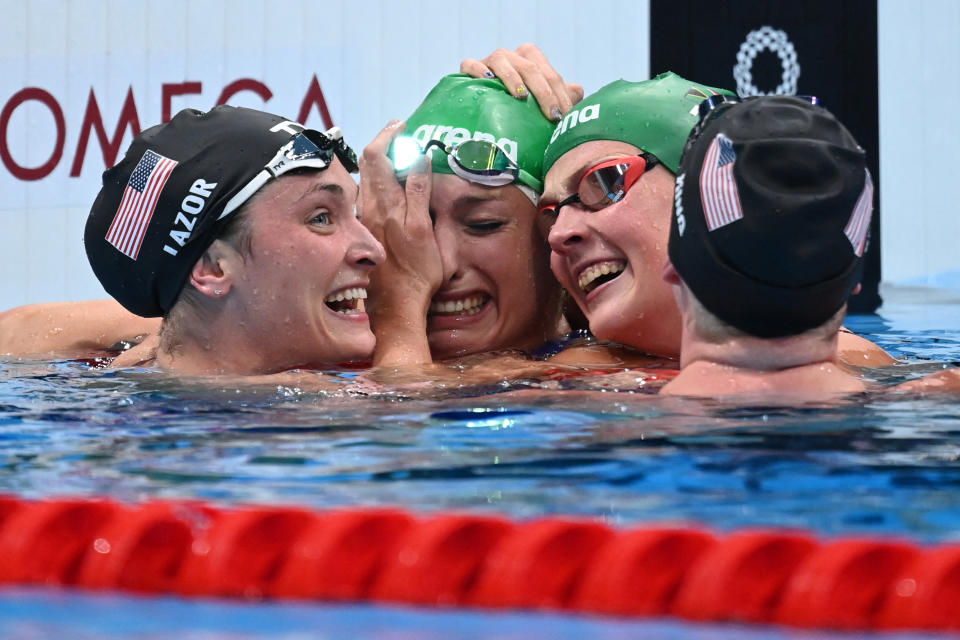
[533,72,896,367]
[3,105,397,376]
[2,67,583,378]
[658,95,875,396]
[360,74,574,366]
[657,95,960,397]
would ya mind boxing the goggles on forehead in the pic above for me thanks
[687,93,822,150]
[539,153,660,218]
[391,136,530,188]
[220,126,358,221]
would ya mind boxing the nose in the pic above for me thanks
[347,217,386,268]
[547,204,592,254]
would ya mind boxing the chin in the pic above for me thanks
[319,332,375,365]
[585,308,628,344]
[348,333,376,361]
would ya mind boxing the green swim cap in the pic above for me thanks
[542,72,735,176]
[403,74,554,192]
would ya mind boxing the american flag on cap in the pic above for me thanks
[699,133,743,231]
[105,149,178,260]
[844,170,873,257]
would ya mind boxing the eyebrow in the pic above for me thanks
[450,193,501,209]
[296,180,357,205]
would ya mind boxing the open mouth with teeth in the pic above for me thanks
[325,287,368,315]
[429,294,489,317]
[578,260,626,294]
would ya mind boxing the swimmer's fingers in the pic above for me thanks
[404,152,432,231]
[359,120,406,239]
[363,119,405,159]
[463,46,580,121]
[460,57,495,80]
[403,154,442,290]
[514,43,584,114]
[480,48,538,104]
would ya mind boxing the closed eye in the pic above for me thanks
[467,220,505,233]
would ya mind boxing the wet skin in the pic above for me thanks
[543,140,682,358]
[427,173,563,359]
[230,160,386,366]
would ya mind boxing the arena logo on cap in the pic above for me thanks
[411,124,519,163]
[549,104,600,143]
[674,172,686,236]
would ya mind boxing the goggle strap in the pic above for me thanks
[220,171,271,220]
[219,138,331,221]
[516,169,543,194]
[515,184,539,206]
[621,156,651,194]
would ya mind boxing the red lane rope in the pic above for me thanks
[0,496,958,631]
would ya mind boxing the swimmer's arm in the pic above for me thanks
[0,299,159,357]
[371,317,433,367]
[892,367,960,394]
[837,329,898,367]
[547,344,665,367]
[460,43,583,121]
[359,122,440,367]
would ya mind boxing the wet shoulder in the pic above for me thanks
[837,330,897,367]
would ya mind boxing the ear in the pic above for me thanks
[662,258,681,285]
[188,239,240,300]
[852,283,862,295]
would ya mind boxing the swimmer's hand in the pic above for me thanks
[359,120,440,367]
[460,43,584,122]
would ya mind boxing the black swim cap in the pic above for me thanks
[84,105,356,317]
[668,96,873,338]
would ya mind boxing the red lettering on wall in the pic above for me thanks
[215,79,272,106]
[0,88,66,181]
[70,87,142,176]
[298,74,334,130]
[2,76,339,182]
[161,82,203,123]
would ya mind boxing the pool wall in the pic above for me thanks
[0,0,958,310]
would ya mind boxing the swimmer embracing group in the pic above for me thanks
[1,45,957,399]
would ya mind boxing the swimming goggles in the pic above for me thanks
[391,137,532,189]
[221,127,358,220]
[689,94,822,145]
[538,153,660,217]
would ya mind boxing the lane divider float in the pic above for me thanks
[0,496,957,630]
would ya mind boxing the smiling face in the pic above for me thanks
[232,159,386,366]
[426,173,563,359]
[542,140,682,357]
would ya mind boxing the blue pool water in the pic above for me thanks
[0,284,958,638]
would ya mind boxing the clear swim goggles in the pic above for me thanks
[221,127,358,220]
[391,136,523,188]
[539,153,660,217]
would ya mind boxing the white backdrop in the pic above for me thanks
[878,0,960,288]
[0,0,956,311]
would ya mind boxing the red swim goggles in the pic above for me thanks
[539,153,660,217]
